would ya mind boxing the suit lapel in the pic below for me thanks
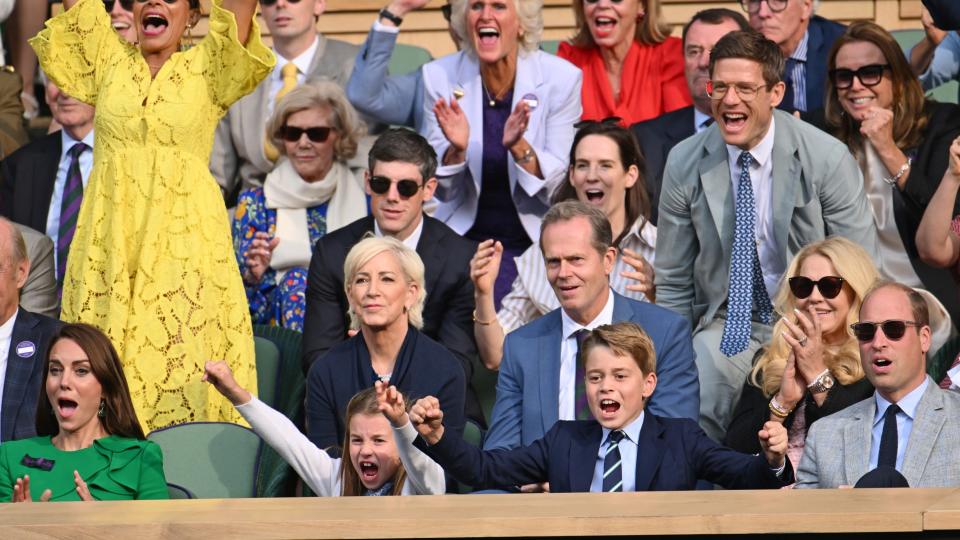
[569,422,602,492]
[771,112,801,260]
[538,311,563,434]
[901,380,945,486]
[804,22,826,111]
[456,54,484,195]
[634,413,666,491]
[2,311,38,441]
[665,107,695,146]
[699,130,734,259]
[30,135,62,231]
[843,401,873,485]
[415,216,442,298]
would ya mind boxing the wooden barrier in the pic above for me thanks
[1,488,959,539]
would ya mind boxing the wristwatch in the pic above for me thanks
[378,7,403,26]
[807,369,835,394]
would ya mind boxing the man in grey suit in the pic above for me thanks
[654,31,878,442]
[796,282,960,488]
[209,0,359,200]
[15,224,57,319]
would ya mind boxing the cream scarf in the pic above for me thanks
[264,158,367,275]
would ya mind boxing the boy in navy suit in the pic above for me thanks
[400,322,793,492]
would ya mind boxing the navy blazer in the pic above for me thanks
[306,327,466,455]
[779,16,846,114]
[924,0,960,30]
[629,105,696,225]
[0,132,61,232]
[425,412,793,492]
[483,292,698,451]
[1,309,61,442]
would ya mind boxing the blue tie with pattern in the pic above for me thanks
[720,151,773,357]
[602,430,625,492]
[57,142,88,292]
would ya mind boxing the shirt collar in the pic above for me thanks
[693,108,713,132]
[273,35,319,80]
[59,129,95,162]
[373,216,424,251]
[561,287,615,340]
[791,30,810,62]
[623,217,655,250]
[600,410,645,450]
[726,115,776,169]
[0,308,18,339]
[873,377,930,427]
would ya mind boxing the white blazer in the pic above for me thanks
[421,49,582,241]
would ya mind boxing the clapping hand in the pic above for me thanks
[782,306,827,385]
[948,137,960,179]
[470,240,503,298]
[243,231,279,285]
[375,381,409,428]
[12,475,51,503]
[202,360,252,406]
[503,101,531,149]
[758,421,788,469]
[621,247,655,302]
[434,97,469,154]
[409,396,445,445]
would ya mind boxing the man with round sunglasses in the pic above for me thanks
[796,281,960,488]
[303,128,487,429]
[211,0,359,203]
[741,0,845,114]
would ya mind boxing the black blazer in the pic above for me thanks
[1,308,61,443]
[629,105,696,225]
[302,214,484,425]
[423,413,793,493]
[779,16,846,114]
[725,370,874,455]
[924,0,960,30]
[0,132,61,232]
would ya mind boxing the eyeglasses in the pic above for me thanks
[829,64,891,90]
[278,126,333,143]
[573,116,622,129]
[441,4,452,21]
[740,0,788,14]
[260,0,302,6]
[850,320,922,342]
[103,0,133,11]
[369,176,424,198]
[705,81,768,101]
[788,276,845,299]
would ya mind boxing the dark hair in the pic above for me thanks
[338,387,408,496]
[189,0,200,9]
[552,122,651,247]
[861,281,930,329]
[36,324,145,440]
[681,8,751,46]
[709,30,785,87]
[824,21,929,154]
[580,322,657,375]
[539,200,613,258]
[368,128,438,182]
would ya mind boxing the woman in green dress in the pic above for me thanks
[0,324,168,502]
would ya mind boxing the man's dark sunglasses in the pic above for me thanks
[369,176,424,198]
[441,4,452,21]
[279,126,333,143]
[103,0,134,11]
[829,64,891,90]
[850,320,922,342]
[788,276,845,299]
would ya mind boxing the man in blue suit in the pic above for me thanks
[744,0,845,113]
[404,322,791,492]
[0,218,60,443]
[483,202,699,456]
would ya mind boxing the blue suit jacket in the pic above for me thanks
[346,26,424,131]
[780,15,846,113]
[427,413,792,492]
[1,309,61,443]
[483,292,698,451]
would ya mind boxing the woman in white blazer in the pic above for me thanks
[421,0,582,307]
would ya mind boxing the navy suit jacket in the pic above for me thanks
[483,292,698,451]
[924,0,960,30]
[0,132,60,232]
[1,309,61,443]
[629,106,696,225]
[779,16,846,114]
[426,413,792,492]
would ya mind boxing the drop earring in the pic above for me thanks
[97,399,106,418]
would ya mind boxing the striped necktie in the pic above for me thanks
[602,430,626,492]
[573,328,592,420]
[264,63,299,162]
[57,142,88,290]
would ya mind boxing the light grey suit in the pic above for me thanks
[796,379,960,488]
[16,224,57,319]
[654,109,879,441]
[209,33,358,199]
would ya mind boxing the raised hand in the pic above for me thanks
[758,421,788,469]
[202,360,252,406]
[243,231,279,285]
[470,239,502,298]
[621,247,655,302]
[434,97,470,154]
[74,470,92,501]
[12,475,52,503]
[775,351,805,413]
[409,396,445,445]
[781,306,827,385]
[503,101,531,149]
[375,381,409,428]
[949,137,960,178]
[858,106,896,153]
[385,0,431,18]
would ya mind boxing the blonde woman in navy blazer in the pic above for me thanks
[421,0,582,305]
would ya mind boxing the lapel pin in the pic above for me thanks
[453,87,465,100]
[522,93,539,110]
[15,341,35,358]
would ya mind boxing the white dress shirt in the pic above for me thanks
[0,308,19,438]
[46,130,95,255]
[725,115,782,299]
[558,289,615,420]
[266,36,320,119]
[869,378,929,471]
[590,411,644,492]
[374,216,424,251]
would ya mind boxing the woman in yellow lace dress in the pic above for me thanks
[30,0,273,431]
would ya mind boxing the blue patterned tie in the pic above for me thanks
[57,142,88,291]
[602,430,625,492]
[720,152,773,357]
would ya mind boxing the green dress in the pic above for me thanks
[0,435,168,501]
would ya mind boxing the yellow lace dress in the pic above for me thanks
[30,0,274,431]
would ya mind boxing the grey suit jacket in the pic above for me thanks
[209,33,358,198]
[795,378,960,488]
[16,224,57,318]
[654,110,879,331]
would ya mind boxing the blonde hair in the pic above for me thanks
[571,0,671,48]
[343,235,426,330]
[450,0,543,56]
[580,322,657,375]
[750,237,879,397]
[267,80,366,162]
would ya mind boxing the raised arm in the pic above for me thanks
[221,0,258,46]
[917,138,960,267]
